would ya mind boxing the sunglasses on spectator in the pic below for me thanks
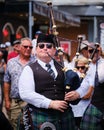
[95,44,100,48]
[38,43,53,49]
[22,45,33,49]
[76,66,85,70]
[83,47,88,50]
[88,49,99,54]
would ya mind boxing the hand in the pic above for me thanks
[49,100,68,112]
[64,91,80,101]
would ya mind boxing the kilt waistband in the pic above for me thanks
[29,104,71,115]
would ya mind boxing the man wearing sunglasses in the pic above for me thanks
[3,37,35,130]
[19,33,76,130]
[65,43,104,130]
[70,40,89,69]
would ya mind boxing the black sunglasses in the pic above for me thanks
[22,45,33,49]
[76,66,85,70]
[95,44,100,48]
[38,43,53,49]
[88,49,99,54]
[83,47,88,50]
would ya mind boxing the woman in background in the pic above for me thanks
[0,50,6,109]
[71,57,94,130]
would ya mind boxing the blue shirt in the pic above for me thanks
[4,55,36,98]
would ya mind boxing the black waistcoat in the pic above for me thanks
[29,61,65,100]
[91,82,104,112]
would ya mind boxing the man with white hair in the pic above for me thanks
[4,37,35,130]
[70,40,89,69]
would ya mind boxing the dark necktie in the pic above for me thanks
[94,62,99,87]
[46,64,55,79]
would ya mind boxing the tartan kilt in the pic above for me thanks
[29,105,76,130]
[80,104,103,130]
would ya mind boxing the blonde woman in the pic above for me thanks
[71,57,94,130]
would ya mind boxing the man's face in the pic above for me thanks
[88,45,101,63]
[36,42,56,61]
[13,44,20,52]
[76,61,86,73]
[81,47,88,58]
[20,39,33,58]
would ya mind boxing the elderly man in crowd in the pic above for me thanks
[4,37,35,130]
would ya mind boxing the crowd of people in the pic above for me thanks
[0,32,104,130]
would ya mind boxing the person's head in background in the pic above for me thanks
[31,31,42,56]
[12,40,21,53]
[63,52,70,63]
[5,41,11,52]
[76,57,88,74]
[34,31,42,39]
[0,44,6,51]
[88,42,102,63]
[80,40,89,58]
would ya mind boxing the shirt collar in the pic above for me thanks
[37,58,54,68]
[16,55,36,65]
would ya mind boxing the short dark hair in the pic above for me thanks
[13,40,20,46]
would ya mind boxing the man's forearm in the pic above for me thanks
[4,82,10,102]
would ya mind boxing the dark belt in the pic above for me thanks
[29,104,71,115]
[12,98,22,103]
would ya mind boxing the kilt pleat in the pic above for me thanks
[80,104,103,130]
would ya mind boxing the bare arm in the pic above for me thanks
[3,63,6,72]
[82,86,94,99]
[3,82,11,111]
